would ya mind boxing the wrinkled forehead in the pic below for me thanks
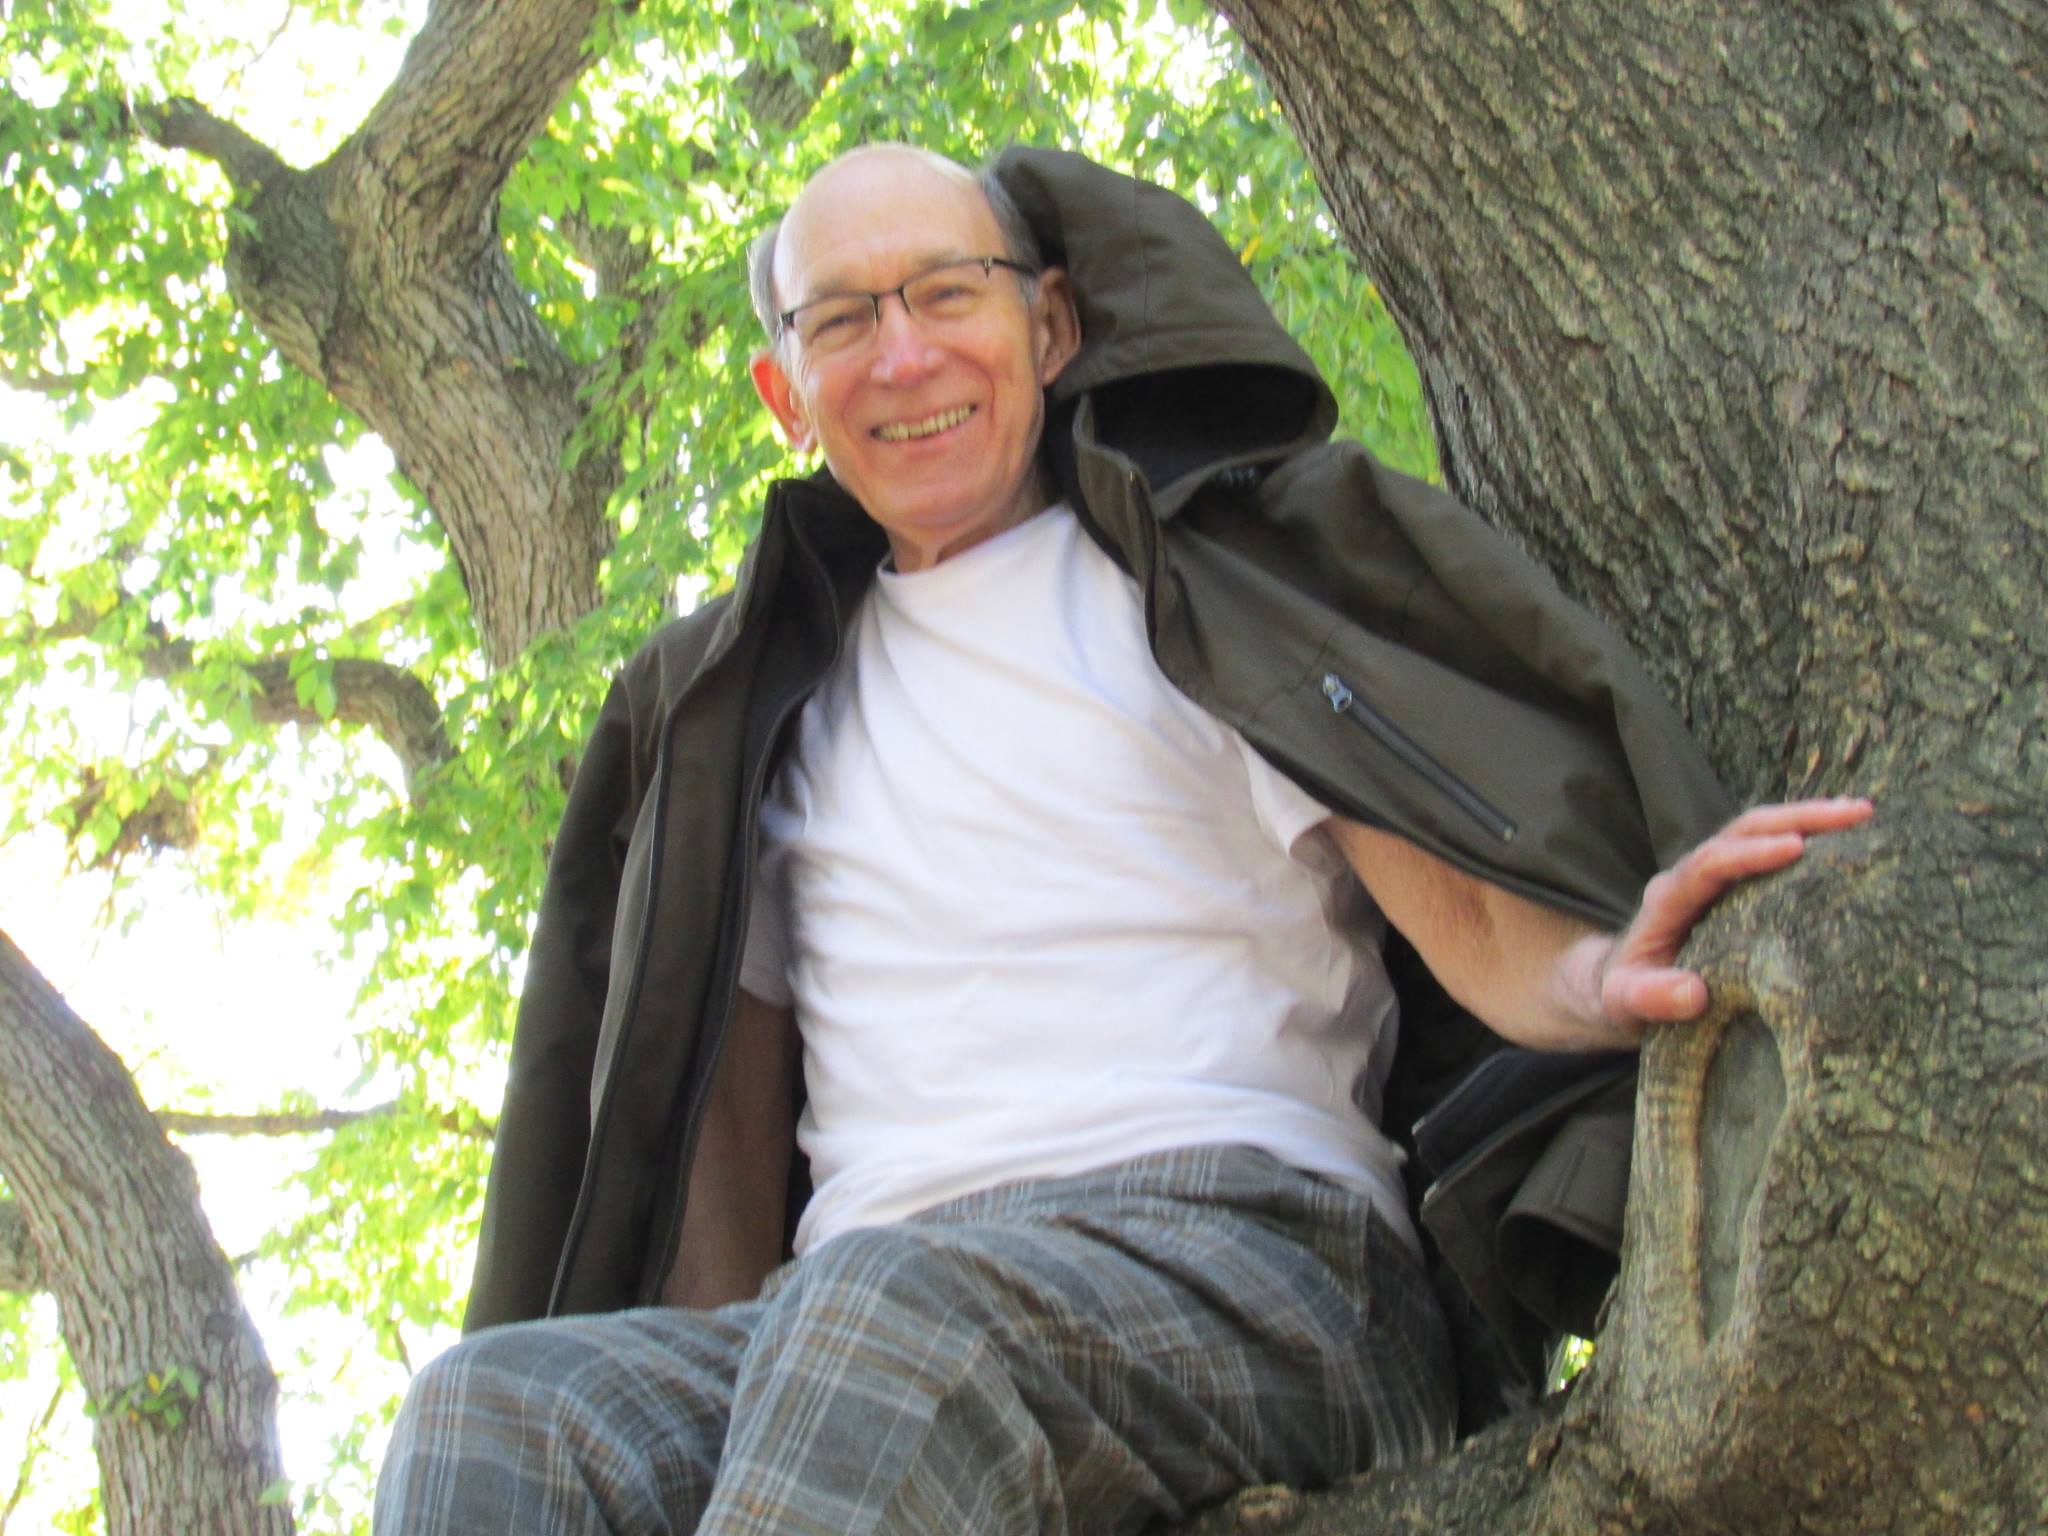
[774,147,1004,303]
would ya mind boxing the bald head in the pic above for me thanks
[748,145,1043,342]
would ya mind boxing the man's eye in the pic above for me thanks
[806,308,863,340]
[914,281,979,313]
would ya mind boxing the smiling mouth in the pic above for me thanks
[874,405,974,443]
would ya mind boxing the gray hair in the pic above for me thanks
[748,163,1044,346]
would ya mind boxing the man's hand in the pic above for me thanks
[1576,796,1875,1036]
[1328,796,1874,1054]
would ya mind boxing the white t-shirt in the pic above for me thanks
[742,504,1410,1253]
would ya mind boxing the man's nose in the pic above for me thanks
[868,294,939,383]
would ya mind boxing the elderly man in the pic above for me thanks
[376,145,1868,1534]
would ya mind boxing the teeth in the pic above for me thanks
[876,406,972,442]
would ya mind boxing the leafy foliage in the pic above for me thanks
[0,0,1431,1528]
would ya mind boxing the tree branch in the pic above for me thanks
[346,0,605,262]
[219,2,302,101]
[0,1096,487,1294]
[563,21,846,405]
[0,1378,65,1533]
[25,610,451,796]
[155,1106,387,1138]
[238,655,451,795]
[0,1201,42,1294]
[1181,1401,1557,1535]
[0,927,290,1527]
[155,1102,490,1140]
[134,95,294,194]
[62,759,212,870]
[557,212,651,303]
[734,23,854,136]
[559,208,674,408]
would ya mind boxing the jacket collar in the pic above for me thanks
[723,468,889,644]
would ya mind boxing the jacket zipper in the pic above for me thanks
[1319,671,1519,844]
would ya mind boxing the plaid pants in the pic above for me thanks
[376,1145,1455,1535]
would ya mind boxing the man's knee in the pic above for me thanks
[376,1322,581,1532]
[391,1319,593,1455]
[379,1314,735,1533]
[403,1310,746,1442]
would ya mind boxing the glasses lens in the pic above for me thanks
[904,260,999,323]
[793,296,874,354]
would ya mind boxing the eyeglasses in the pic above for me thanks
[777,256,1038,358]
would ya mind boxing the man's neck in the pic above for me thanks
[884,470,1058,574]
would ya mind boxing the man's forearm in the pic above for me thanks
[1326,817,1634,1053]
[1423,881,1637,1052]
[1329,798,1873,1053]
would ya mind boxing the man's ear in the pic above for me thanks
[1031,267,1083,387]
[749,347,815,451]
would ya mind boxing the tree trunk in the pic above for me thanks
[0,930,291,1536]
[1200,1,2048,1531]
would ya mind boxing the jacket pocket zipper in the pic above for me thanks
[1320,672,1519,844]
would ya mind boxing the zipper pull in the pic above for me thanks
[1318,668,1519,844]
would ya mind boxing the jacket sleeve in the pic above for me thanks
[1211,442,1733,926]
[464,674,645,1332]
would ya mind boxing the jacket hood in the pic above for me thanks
[991,146,1339,501]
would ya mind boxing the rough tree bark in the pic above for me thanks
[0,930,290,1536]
[141,0,615,668]
[1190,2,2048,1532]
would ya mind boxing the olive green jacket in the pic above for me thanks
[463,148,1731,1332]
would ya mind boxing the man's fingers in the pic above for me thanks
[1605,799,1873,1031]
[1604,963,1709,1025]
[1680,829,1808,884]
[1721,796,1874,838]
[1647,796,1876,928]
[1632,831,1800,945]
